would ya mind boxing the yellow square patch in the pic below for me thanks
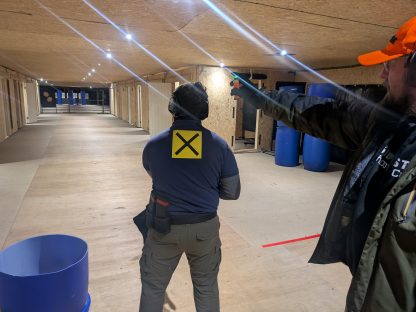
[172,130,202,159]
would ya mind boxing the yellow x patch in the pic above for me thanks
[172,130,202,159]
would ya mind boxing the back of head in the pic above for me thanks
[168,82,209,121]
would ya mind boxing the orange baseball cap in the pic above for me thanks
[358,16,416,66]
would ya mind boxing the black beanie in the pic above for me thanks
[168,82,209,120]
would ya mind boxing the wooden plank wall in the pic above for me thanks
[0,66,34,143]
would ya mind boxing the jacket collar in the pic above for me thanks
[172,120,202,128]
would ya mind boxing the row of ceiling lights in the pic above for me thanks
[80,33,134,82]
[37,31,263,87]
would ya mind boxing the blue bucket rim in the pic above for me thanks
[0,234,88,277]
[81,294,91,312]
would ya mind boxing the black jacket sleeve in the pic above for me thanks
[219,175,241,200]
[240,89,375,151]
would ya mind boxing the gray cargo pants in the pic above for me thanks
[139,216,221,312]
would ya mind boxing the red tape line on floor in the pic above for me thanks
[261,234,321,248]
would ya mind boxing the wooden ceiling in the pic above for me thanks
[0,0,413,85]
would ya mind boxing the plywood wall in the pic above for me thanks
[25,82,40,124]
[197,66,236,147]
[141,84,149,131]
[295,65,383,85]
[113,67,197,132]
[131,84,138,126]
[0,78,11,140]
[235,99,244,139]
[0,66,34,143]
[7,79,18,133]
[0,78,7,142]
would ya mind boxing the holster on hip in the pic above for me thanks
[146,193,171,235]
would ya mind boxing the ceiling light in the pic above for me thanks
[280,50,288,56]
[92,68,96,73]
[82,78,86,81]
[212,71,225,86]
[98,63,101,66]
[45,80,48,83]
[88,72,92,76]
[106,53,112,59]
[125,33,132,40]
[220,62,225,68]
[89,86,93,89]
[40,78,44,82]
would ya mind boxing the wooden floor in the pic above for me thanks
[0,114,350,312]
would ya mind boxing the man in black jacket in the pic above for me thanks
[231,16,416,311]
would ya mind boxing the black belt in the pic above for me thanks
[170,212,217,225]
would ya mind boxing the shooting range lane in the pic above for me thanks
[1,113,350,311]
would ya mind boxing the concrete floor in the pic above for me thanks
[0,114,351,311]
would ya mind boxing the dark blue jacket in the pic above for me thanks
[143,120,240,215]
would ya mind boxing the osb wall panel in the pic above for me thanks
[18,82,26,127]
[0,79,7,141]
[295,65,384,85]
[110,86,115,115]
[141,84,149,131]
[14,81,25,129]
[122,85,128,122]
[235,99,243,139]
[130,84,137,126]
[13,81,21,128]
[115,85,121,117]
[198,66,235,147]
[2,79,11,136]
[7,79,18,133]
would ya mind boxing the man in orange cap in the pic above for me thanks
[232,16,416,311]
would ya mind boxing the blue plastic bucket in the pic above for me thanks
[0,234,90,312]
[303,83,337,172]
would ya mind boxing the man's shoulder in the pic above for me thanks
[202,128,229,148]
[145,129,170,148]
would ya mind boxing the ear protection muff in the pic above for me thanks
[406,51,416,87]
[168,93,179,116]
[168,82,209,120]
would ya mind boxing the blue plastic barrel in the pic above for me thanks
[0,234,90,312]
[68,91,74,105]
[274,85,303,167]
[303,83,337,172]
[57,90,63,105]
[81,91,86,105]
